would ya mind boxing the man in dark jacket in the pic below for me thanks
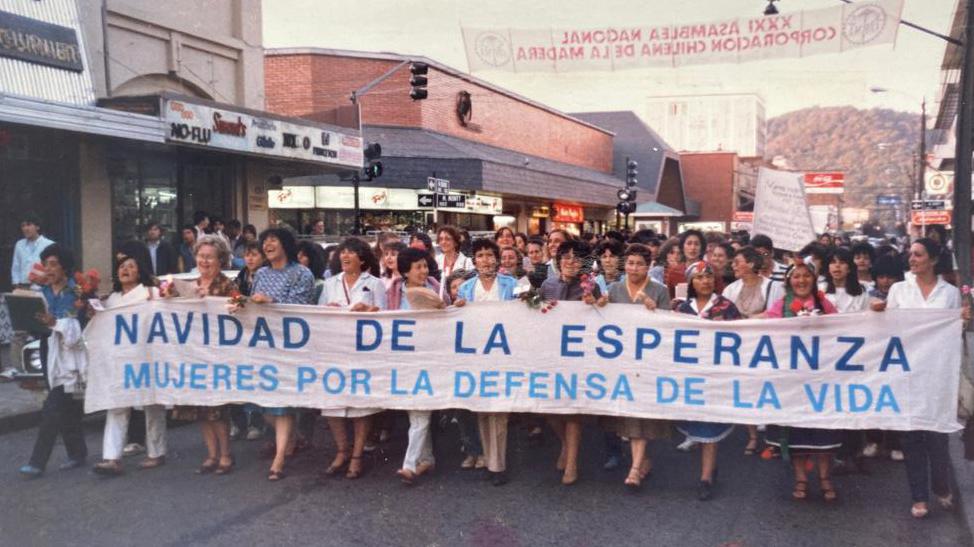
[145,222,179,276]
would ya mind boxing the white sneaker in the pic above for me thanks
[676,438,698,452]
[122,443,145,457]
[890,449,904,461]
[862,443,879,458]
[229,424,241,439]
[246,426,262,441]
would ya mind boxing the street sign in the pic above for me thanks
[427,177,450,194]
[925,171,953,196]
[876,194,902,206]
[436,193,466,208]
[911,210,952,225]
[911,199,946,211]
[417,193,435,207]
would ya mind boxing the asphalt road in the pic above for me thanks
[0,414,971,547]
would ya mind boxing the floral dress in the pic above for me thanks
[171,274,236,422]
[675,294,740,443]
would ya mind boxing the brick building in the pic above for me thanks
[264,48,625,235]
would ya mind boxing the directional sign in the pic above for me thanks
[912,210,951,225]
[876,194,902,206]
[911,199,946,211]
[417,193,435,207]
[427,177,450,194]
[437,193,466,208]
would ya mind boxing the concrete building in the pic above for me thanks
[264,48,626,236]
[0,0,361,287]
[644,93,766,158]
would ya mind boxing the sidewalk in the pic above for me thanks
[950,433,974,538]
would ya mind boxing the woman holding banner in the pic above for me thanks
[454,239,519,486]
[166,235,237,477]
[540,240,602,485]
[601,243,671,490]
[318,238,386,480]
[249,228,316,482]
[763,262,840,503]
[93,242,167,476]
[676,261,740,500]
[876,238,967,519]
[388,247,447,485]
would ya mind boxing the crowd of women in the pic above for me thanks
[15,223,971,519]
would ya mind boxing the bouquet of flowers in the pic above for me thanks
[789,294,824,317]
[72,269,101,312]
[227,288,248,309]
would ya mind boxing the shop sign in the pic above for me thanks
[315,187,420,211]
[268,186,315,209]
[464,194,503,215]
[0,10,83,72]
[531,206,551,218]
[163,99,363,169]
[804,171,845,194]
[551,203,584,223]
[731,211,754,222]
[678,221,726,233]
[911,210,951,225]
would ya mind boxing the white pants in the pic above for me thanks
[102,406,167,460]
[402,410,434,472]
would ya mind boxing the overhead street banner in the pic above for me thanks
[83,298,962,432]
[462,0,902,72]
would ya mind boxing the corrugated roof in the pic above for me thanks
[570,111,678,198]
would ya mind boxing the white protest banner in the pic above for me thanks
[752,167,818,252]
[462,0,902,72]
[82,298,962,432]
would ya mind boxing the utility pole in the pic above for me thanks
[352,173,361,235]
[955,0,974,287]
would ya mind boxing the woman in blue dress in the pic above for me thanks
[676,261,740,501]
[248,228,315,481]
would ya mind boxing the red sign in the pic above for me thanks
[552,203,584,223]
[732,211,754,222]
[804,172,845,194]
[911,210,952,225]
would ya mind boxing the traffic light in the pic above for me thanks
[626,159,638,188]
[617,188,637,202]
[409,63,429,100]
[616,201,636,215]
[363,142,383,181]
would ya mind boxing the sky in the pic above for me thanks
[262,0,957,118]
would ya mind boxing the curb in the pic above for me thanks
[950,433,974,540]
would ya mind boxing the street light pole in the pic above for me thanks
[955,0,974,287]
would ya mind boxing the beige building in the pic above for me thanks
[0,0,361,287]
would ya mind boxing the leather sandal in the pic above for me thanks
[792,480,808,500]
[267,468,287,481]
[195,458,218,475]
[138,456,166,470]
[744,439,759,456]
[324,450,349,476]
[624,466,641,490]
[820,478,837,503]
[346,456,364,480]
[93,460,123,477]
[396,468,416,485]
[214,456,235,476]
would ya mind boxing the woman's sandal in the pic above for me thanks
[415,462,435,476]
[744,438,759,456]
[911,503,930,519]
[396,468,416,485]
[214,456,235,476]
[561,467,578,486]
[138,456,165,470]
[936,493,954,510]
[792,480,808,500]
[323,451,349,476]
[624,466,642,490]
[195,458,219,475]
[820,478,838,503]
[93,460,124,476]
[639,458,653,479]
[267,468,287,481]
[346,456,364,480]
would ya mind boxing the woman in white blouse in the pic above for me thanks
[93,243,166,476]
[317,238,386,480]
[876,238,970,519]
[823,247,869,313]
[435,226,473,297]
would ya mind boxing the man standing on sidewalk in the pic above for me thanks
[2,215,54,380]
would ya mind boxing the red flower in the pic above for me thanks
[789,299,804,314]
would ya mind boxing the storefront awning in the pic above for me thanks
[0,92,164,142]
[632,201,684,217]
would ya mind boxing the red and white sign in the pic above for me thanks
[911,210,952,225]
[552,203,584,223]
[804,172,845,194]
[732,211,754,222]
[462,0,902,72]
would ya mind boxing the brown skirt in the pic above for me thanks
[612,417,672,440]
[171,405,227,422]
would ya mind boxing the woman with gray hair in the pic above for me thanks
[163,233,238,476]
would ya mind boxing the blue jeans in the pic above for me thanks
[902,431,952,503]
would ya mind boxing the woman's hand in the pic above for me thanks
[595,295,609,308]
[870,300,887,312]
[250,293,273,304]
[582,293,597,306]
[349,302,371,312]
[453,298,466,308]
[643,297,658,311]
